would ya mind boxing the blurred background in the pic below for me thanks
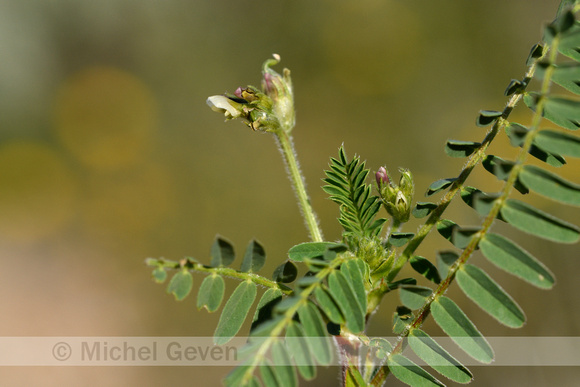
[1,0,578,385]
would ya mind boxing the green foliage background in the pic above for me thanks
[0,0,578,385]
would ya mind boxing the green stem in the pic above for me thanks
[274,128,324,242]
[146,257,294,295]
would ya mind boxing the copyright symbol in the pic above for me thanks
[52,342,72,361]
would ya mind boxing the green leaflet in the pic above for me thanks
[314,286,345,324]
[152,266,167,283]
[408,329,473,384]
[399,286,433,310]
[524,93,580,131]
[505,123,566,167]
[240,239,266,273]
[247,376,261,387]
[537,62,580,95]
[456,264,526,328]
[224,364,254,387]
[287,242,347,262]
[210,236,236,267]
[430,296,494,363]
[500,199,580,243]
[482,155,528,195]
[392,306,414,334]
[388,232,415,247]
[328,270,365,333]
[482,155,515,181]
[436,251,460,279]
[387,354,444,387]
[460,187,500,216]
[252,288,283,329]
[273,296,302,315]
[270,340,297,387]
[519,165,580,206]
[272,261,298,283]
[341,259,368,313]
[197,274,225,312]
[412,202,438,218]
[426,178,456,196]
[259,361,281,387]
[285,321,316,380]
[214,281,258,345]
[476,110,502,127]
[297,302,334,365]
[437,219,480,249]
[444,140,481,158]
[535,129,580,158]
[410,256,441,284]
[479,233,555,289]
[166,269,193,301]
[554,16,580,51]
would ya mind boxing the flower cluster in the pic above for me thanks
[206,54,294,133]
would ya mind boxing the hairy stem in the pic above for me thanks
[274,128,324,242]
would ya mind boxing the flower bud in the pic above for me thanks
[376,166,390,187]
[262,54,295,132]
[377,167,414,224]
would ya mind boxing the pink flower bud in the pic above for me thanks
[376,167,389,186]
